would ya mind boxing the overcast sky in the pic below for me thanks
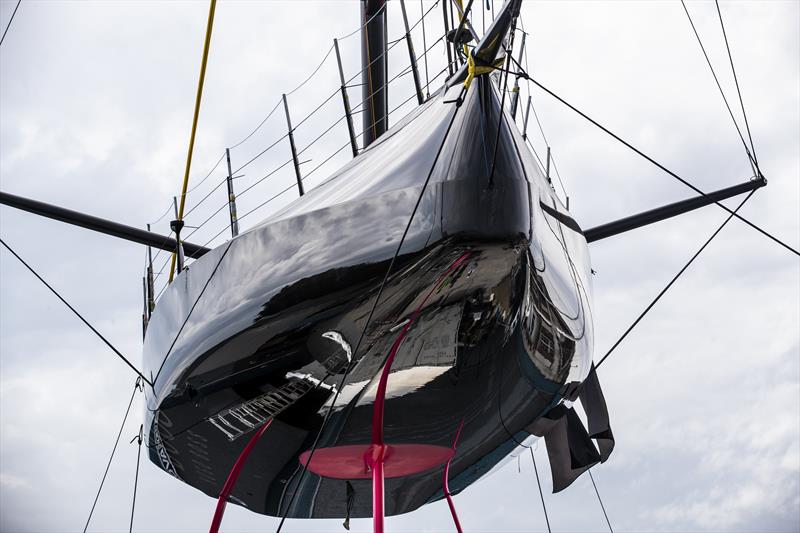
[1,1,798,532]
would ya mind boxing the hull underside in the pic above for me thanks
[142,75,594,519]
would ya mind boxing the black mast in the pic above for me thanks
[361,0,388,147]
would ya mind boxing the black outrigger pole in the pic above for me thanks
[0,191,212,258]
[584,176,766,243]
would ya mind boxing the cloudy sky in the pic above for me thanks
[1,1,798,532]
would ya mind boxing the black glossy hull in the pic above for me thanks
[142,73,594,518]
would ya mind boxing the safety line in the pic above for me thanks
[274,86,467,532]
[229,98,282,150]
[596,189,757,369]
[224,1,397,155]
[174,10,451,259]
[147,200,176,226]
[185,151,226,194]
[286,44,336,97]
[0,238,153,386]
[185,2,445,221]
[198,85,439,248]
[0,0,21,47]
[183,176,227,219]
[83,379,142,532]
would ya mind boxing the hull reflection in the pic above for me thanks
[142,76,595,518]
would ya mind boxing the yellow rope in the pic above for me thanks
[464,49,503,89]
[453,0,501,89]
[169,0,217,283]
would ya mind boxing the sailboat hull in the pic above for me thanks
[143,78,594,518]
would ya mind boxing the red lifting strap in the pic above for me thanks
[209,418,273,533]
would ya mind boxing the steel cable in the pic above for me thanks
[680,0,757,174]
[0,0,21,47]
[715,0,759,168]
[596,189,757,369]
[514,64,799,257]
[82,379,143,532]
[589,469,614,533]
[0,238,153,386]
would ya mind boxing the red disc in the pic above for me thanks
[299,443,454,480]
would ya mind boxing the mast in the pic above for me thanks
[360,0,388,148]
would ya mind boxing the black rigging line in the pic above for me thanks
[512,63,798,257]
[715,0,759,168]
[0,238,153,387]
[147,200,175,226]
[82,378,142,533]
[275,87,467,533]
[596,189,757,370]
[679,0,757,174]
[530,448,552,533]
[0,0,21,47]
[229,99,282,150]
[128,425,144,533]
[589,469,614,533]
[286,44,336,97]
[184,151,226,195]
[183,176,227,218]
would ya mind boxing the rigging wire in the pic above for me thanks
[596,189,757,370]
[530,448,552,533]
[230,132,291,176]
[171,7,450,257]
[82,378,143,533]
[0,238,153,386]
[335,0,389,41]
[190,0,443,219]
[274,86,467,533]
[220,3,393,156]
[183,32,450,245]
[715,0,759,169]
[188,80,442,250]
[183,177,227,219]
[286,44,336,97]
[228,98,282,150]
[147,201,176,226]
[0,0,21,47]
[225,1,439,177]
[517,19,568,202]
[185,151,226,194]
[128,424,144,533]
[589,469,614,533]
[512,63,799,257]
[679,0,757,174]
